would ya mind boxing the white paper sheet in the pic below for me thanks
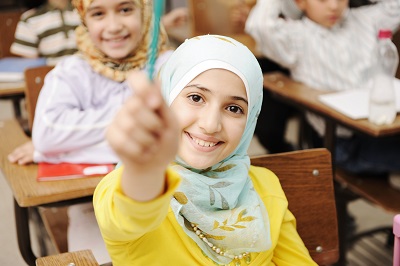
[318,79,400,120]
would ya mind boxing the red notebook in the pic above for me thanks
[37,162,115,181]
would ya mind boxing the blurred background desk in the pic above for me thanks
[0,119,102,266]
[264,72,400,266]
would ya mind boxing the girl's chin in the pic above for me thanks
[179,155,216,170]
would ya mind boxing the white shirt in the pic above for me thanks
[246,0,400,136]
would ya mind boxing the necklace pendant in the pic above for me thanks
[245,253,251,264]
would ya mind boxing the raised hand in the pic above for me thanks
[106,70,179,201]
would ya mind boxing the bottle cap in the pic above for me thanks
[378,29,392,39]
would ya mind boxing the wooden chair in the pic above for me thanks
[263,72,400,265]
[251,148,339,266]
[24,65,54,132]
[24,65,70,255]
[36,148,338,266]
[187,0,261,57]
[0,9,24,58]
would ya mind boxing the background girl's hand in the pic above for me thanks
[106,71,179,176]
[161,7,188,30]
[8,141,35,165]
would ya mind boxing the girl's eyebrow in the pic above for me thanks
[183,84,248,105]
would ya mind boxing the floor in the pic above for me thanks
[0,99,396,265]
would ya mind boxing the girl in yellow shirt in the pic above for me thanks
[94,34,317,266]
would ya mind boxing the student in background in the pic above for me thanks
[10,0,80,65]
[94,34,317,266]
[245,0,400,186]
[231,0,301,154]
[10,0,186,66]
[7,1,186,166]
[10,0,173,263]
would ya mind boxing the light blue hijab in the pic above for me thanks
[160,35,271,265]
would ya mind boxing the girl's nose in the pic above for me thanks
[198,106,222,134]
[328,0,339,9]
[106,14,123,33]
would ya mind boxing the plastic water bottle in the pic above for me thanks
[368,29,399,125]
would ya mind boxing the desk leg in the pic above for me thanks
[11,98,22,118]
[324,119,336,160]
[323,120,348,266]
[14,200,37,266]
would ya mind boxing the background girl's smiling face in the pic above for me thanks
[170,68,248,169]
[84,0,142,59]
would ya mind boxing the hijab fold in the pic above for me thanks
[161,35,271,265]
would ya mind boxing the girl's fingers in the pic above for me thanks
[123,96,164,134]
[127,70,162,110]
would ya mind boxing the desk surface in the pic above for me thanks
[263,72,400,137]
[36,249,99,266]
[0,119,102,207]
[0,81,25,97]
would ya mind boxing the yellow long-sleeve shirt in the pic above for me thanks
[93,165,317,266]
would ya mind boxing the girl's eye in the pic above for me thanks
[227,105,244,114]
[188,94,204,103]
[90,11,104,18]
[120,7,133,14]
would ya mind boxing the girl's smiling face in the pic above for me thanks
[84,0,142,59]
[170,68,248,169]
[296,0,349,28]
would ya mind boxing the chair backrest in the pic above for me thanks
[394,214,400,266]
[0,9,24,58]
[187,0,260,56]
[250,148,339,266]
[24,65,54,132]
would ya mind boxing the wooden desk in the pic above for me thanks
[0,81,25,118]
[36,249,99,266]
[263,72,400,266]
[0,119,103,266]
[263,72,400,153]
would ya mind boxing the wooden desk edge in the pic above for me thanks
[36,249,100,266]
[0,119,103,207]
[263,72,400,137]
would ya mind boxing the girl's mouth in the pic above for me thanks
[186,132,222,149]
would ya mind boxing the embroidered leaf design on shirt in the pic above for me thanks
[212,164,235,172]
[211,182,232,188]
[219,226,235,231]
[209,188,215,206]
[198,167,212,174]
[213,220,219,229]
[208,182,232,209]
[232,225,246,228]
[221,196,229,210]
[213,209,256,232]
[197,163,235,178]
[173,192,188,205]
[240,216,255,222]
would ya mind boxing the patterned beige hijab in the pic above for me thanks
[72,0,169,82]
